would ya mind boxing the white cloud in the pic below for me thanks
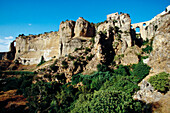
[4,36,13,40]
[0,36,14,52]
[0,44,10,52]
[28,24,32,26]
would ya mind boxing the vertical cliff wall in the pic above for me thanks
[15,32,59,65]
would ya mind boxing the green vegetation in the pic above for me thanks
[0,71,35,75]
[149,72,170,93]
[95,20,108,28]
[0,74,34,93]
[74,47,83,51]
[142,45,152,54]
[68,54,75,60]
[142,38,153,54]
[0,61,153,113]
[86,54,94,61]
[132,62,151,82]
[90,36,95,46]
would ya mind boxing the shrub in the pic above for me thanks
[50,59,58,72]
[90,37,95,46]
[72,74,82,85]
[114,65,131,76]
[71,90,144,113]
[68,54,74,60]
[86,54,94,61]
[142,45,152,53]
[55,73,66,83]
[142,39,149,45]
[62,60,68,68]
[132,62,151,82]
[97,64,109,72]
[148,72,170,93]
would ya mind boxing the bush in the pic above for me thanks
[148,72,170,93]
[50,59,58,72]
[71,90,144,113]
[97,64,109,72]
[68,54,75,60]
[72,74,82,85]
[142,45,152,53]
[114,65,131,76]
[0,71,35,75]
[62,60,68,68]
[132,62,151,82]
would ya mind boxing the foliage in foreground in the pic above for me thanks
[149,72,170,93]
[0,61,152,113]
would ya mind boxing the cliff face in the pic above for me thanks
[12,7,169,69]
[15,32,59,65]
[147,14,170,73]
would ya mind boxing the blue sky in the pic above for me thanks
[0,0,169,52]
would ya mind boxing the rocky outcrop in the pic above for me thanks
[133,80,163,104]
[121,46,141,65]
[74,17,95,37]
[58,20,81,57]
[98,12,132,48]
[147,13,170,73]
[15,32,60,65]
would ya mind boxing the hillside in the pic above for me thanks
[0,6,170,113]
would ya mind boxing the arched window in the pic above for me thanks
[136,27,140,33]
[143,23,146,27]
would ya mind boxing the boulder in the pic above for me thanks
[133,80,163,104]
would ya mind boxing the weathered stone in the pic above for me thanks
[121,46,141,65]
[74,17,95,37]
[15,32,60,65]
[58,20,82,57]
[147,14,170,73]
[133,80,163,104]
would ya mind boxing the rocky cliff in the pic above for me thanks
[15,32,59,65]
[4,6,168,76]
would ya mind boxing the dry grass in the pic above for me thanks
[0,90,28,109]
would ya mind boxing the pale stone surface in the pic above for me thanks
[121,46,141,65]
[15,32,60,65]
[58,20,82,57]
[133,80,163,104]
[74,17,95,37]
[147,14,170,73]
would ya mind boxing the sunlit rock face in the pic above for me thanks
[15,32,60,65]
[147,13,170,73]
[13,6,170,67]
[74,17,95,37]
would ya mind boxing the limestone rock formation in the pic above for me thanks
[133,80,163,104]
[121,46,141,65]
[15,32,60,65]
[58,20,81,57]
[147,14,170,73]
[74,17,95,37]
[98,12,132,48]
